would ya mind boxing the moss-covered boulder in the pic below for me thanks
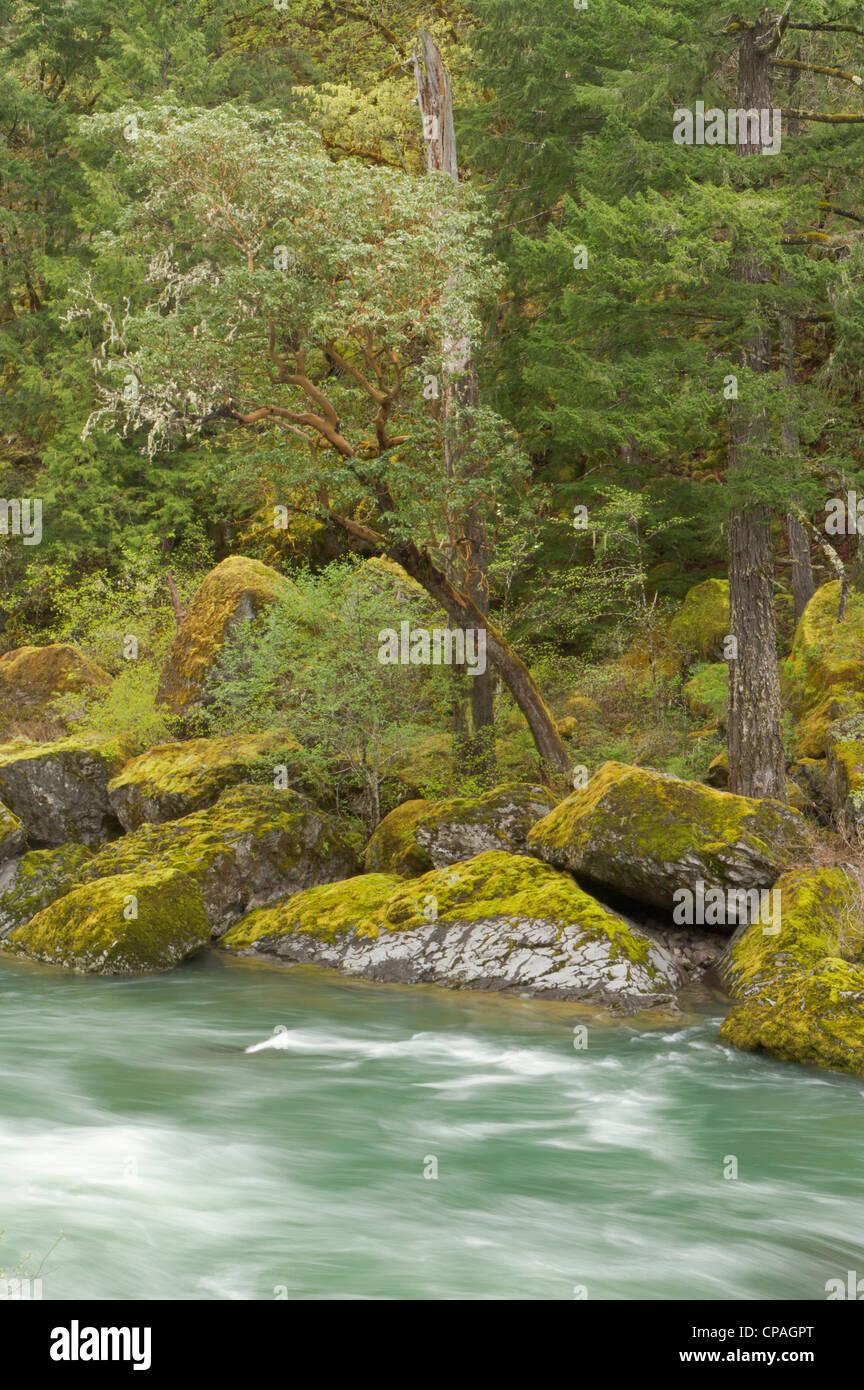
[720,867,864,1076]
[78,784,357,935]
[668,580,730,662]
[0,644,112,741]
[156,556,292,714]
[783,582,864,757]
[0,801,25,862]
[526,761,813,912]
[0,843,94,938]
[3,867,210,974]
[0,738,128,845]
[107,731,307,830]
[825,717,864,838]
[221,849,683,1011]
[682,663,728,727]
[705,748,729,789]
[364,783,558,877]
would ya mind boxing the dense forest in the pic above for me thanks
[3,2,864,1086]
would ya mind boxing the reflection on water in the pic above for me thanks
[0,950,862,1301]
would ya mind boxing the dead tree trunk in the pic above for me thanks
[727,11,788,801]
[414,28,496,782]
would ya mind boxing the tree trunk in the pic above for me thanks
[727,14,787,800]
[787,513,815,620]
[414,28,496,782]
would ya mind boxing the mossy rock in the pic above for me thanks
[221,850,682,1011]
[825,717,864,838]
[0,738,129,845]
[668,580,730,662]
[682,663,728,727]
[560,694,602,722]
[77,783,358,935]
[0,644,112,741]
[719,866,864,1076]
[156,556,293,714]
[0,800,25,862]
[107,730,308,830]
[706,748,729,789]
[0,842,94,938]
[364,782,558,876]
[526,760,814,912]
[3,867,210,974]
[782,582,864,757]
[719,866,861,998]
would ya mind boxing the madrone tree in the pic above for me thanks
[68,104,568,773]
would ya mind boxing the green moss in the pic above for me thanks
[364,782,558,876]
[223,872,400,949]
[0,843,94,936]
[3,867,210,974]
[528,760,811,889]
[783,582,864,756]
[0,800,24,858]
[682,663,728,725]
[668,579,729,661]
[222,849,654,971]
[721,866,862,997]
[107,730,304,828]
[721,957,864,1076]
[0,643,112,740]
[156,556,293,713]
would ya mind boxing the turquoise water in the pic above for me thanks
[1,950,863,1301]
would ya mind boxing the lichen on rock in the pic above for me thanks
[0,800,25,862]
[0,738,129,845]
[527,760,813,911]
[3,866,210,974]
[0,643,112,742]
[156,556,293,715]
[719,866,864,1076]
[221,849,683,1012]
[364,782,558,876]
[107,730,306,830]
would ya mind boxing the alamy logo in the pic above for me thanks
[0,1277,42,1299]
[0,497,42,545]
[50,1320,151,1371]
[672,881,780,930]
[673,102,782,155]
[377,622,487,676]
[826,1271,864,1300]
[825,491,864,535]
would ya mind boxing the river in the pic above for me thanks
[1,951,862,1301]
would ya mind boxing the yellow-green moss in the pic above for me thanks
[721,957,864,1076]
[0,643,112,740]
[223,872,400,949]
[107,730,304,828]
[668,579,729,661]
[721,866,862,997]
[363,782,558,876]
[0,800,24,858]
[0,842,94,935]
[4,867,210,973]
[527,761,812,908]
[223,849,654,969]
[783,582,864,756]
[156,556,293,713]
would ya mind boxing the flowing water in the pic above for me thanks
[1,950,863,1301]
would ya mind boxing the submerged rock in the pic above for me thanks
[0,738,127,845]
[4,867,210,974]
[0,801,25,862]
[107,730,306,830]
[364,782,558,876]
[526,761,813,912]
[221,849,683,1012]
[720,866,864,1076]
[156,556,292,715]
[0,643,112,741]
